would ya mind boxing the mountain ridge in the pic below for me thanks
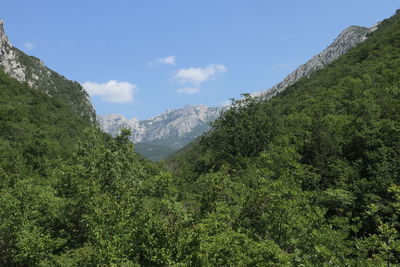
[0,20,96,124]
[251,24,379,99]
[100,104,223,150]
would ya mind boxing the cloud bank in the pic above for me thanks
[82,80,137,103]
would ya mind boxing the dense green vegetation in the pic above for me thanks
[14,48,97,124]
[168,10,400,265]
[1,9,400,266]
[135,120,217,161]
[135,142,176,161]
[0,69,93,174]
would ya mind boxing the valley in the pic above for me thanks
[1,4,400,266]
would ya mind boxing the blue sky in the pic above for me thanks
[2,1,399,120]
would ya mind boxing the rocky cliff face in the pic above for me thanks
[100,114,145,143]
[251,25,379,100]
[0,20,96,124]
[100,105,223,149]
[0,20,26,82]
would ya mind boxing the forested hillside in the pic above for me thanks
[166,9,400,265]
[1,9,400,267]
[0,68,170,265]
[0,70,92,175]
[0,20,96,125]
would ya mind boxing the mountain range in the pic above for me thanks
[0,18,380,161]
[100,105,223,160]
[100,23,378,160]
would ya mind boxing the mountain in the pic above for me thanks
[100,105,223,159]
[101,24,377,161]
[251,24,379,100]
[0,20,96,124]
[166,10,400,264]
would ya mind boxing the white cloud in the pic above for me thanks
[82,80,137,103]
[23,42,35,50]
[174,64,226,85]
[177,87,199,95]
[159,55,176,65]
[148,55,176,67]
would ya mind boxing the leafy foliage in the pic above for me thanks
[1,9,400,266]
[135,142,176,162]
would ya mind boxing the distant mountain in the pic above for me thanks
[100,105,223,159]
[251,24,379,100]
[0,20,96,124]
[101,23,379,161]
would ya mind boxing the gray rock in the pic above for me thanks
[0,20,27,83]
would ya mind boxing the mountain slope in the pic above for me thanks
[0,20,96,124]
[251,24,378,100]
[169,14,399,174]
[165,10,400,264]
[0,68,93,175]
[0,66,161,265]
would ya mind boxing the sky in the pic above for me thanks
[2,1,399,120]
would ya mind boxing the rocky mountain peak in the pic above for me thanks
[100,104,223,149]
[0,20,26,82]
[0,19,5,40]
[0,19,7,44]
